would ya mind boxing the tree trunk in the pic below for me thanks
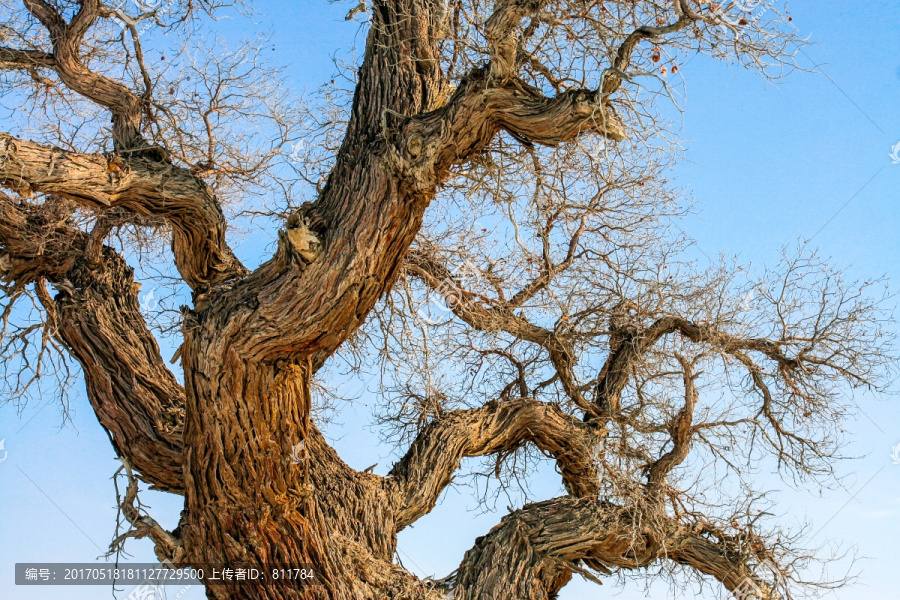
[180,335,436,599]
[0,2,838,600]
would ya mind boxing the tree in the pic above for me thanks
[0,0,893,599]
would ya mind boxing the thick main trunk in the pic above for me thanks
[180,332,437,599]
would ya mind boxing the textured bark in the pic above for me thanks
[54,255,187,493]
[170,3,448,595]
[390,398,604,529]
[454,497,775,600]
[0,1,824,599]
[178,354,421,599]
[0,195,185,492]
[0,134,245,291]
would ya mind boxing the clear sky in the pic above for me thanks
[1,1,898,599]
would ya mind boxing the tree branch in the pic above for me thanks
[52,258,186,493]
[389,72,627,193]
[0,133,245,291]
[389,397,603,529]
[188,0,450,362]
[484,0,548,80]
[0,193,185,492]
[600,14,693,96]
[389,1,723,184]
[595,315,800,419]
[453,496,782,600]
[645,353,697,497]
[405,249,595,414]
[0,47,55,70]
[199,0,629,364]
[667,531,780,598]
[110,459,185,562]
[24,0,146,150]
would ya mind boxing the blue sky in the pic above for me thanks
[1,1,899,599]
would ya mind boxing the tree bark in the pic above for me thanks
[0,2,826,599]
[179,349,442,599]
[0,194,185,492]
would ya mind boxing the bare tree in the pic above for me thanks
[0,1,894,599]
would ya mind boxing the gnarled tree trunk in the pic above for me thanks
[0,1,873,599]
[180,356,415,599]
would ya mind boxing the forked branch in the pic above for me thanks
[23,0,145,150]
[0,134,245,291]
